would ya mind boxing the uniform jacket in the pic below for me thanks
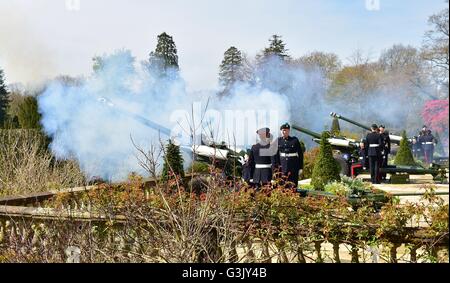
[272,136,304,174]
[365,132,382,157]
[248,143,273,183]
[419,133,436,151]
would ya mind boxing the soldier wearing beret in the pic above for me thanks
[418,126,437,164]
[248,127,273,188]
[272,123,304,189]
[365,124,383,184]
[379,125,391,181]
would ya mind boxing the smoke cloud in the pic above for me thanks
[38,50,293,181]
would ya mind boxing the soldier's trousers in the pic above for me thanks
[286,173,299,189]
[369,156,380,184]
[277,171,299,189]
[424,149,434,164]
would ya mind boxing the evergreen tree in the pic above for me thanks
[394,131,416,166]
[262,35,290,61]
[162,140,185,181]
[256,35,292,93]
[17,96,42,129]
[0,69,10,128]
[331,117,341,136]
[219,46,244,94]
[92,56,104,73]
[148,32,179,77]
[311,132,341,190]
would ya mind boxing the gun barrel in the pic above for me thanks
[389,134,402,144]
[328,138,359,148]
[131,114,172,136]
[312,138,358,148]
[98,96,172,137]
[292,125,322,139]
[191,145,230,161]
[330,112,372,131]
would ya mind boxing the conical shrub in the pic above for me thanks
[311,132,341,190]
[394,131,416,166]
[162,139,185,181]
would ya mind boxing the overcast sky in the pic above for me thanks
[0,0,446,90]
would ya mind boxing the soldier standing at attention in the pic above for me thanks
[272,123,304,189]
[248,128,273,189]
[365,124,383,184]
[379,125,391,181]
[420,127,437,164]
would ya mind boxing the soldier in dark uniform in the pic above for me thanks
[272,123,304,189]
[365,124,383,184]
[420,128,436,164]
[248,128,273,188]
[379,125,391,181]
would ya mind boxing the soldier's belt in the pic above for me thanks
[369,144,380,148]
[280,153,299,157]
[422,142,434,145]
[255,164,272,169]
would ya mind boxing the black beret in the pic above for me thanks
[280,123,291,130]
[371,124,378,129]
[379,125,385,128]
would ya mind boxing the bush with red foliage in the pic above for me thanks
[422,99,449,152]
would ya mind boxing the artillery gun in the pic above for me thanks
[188,139,245,177]
[292,124,360,176]
[97,96,245,176]
[329,112,414,145]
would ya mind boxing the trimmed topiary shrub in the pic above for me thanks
[311,132,341,190]
[394,131,416,166]
[162,139,185,181]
